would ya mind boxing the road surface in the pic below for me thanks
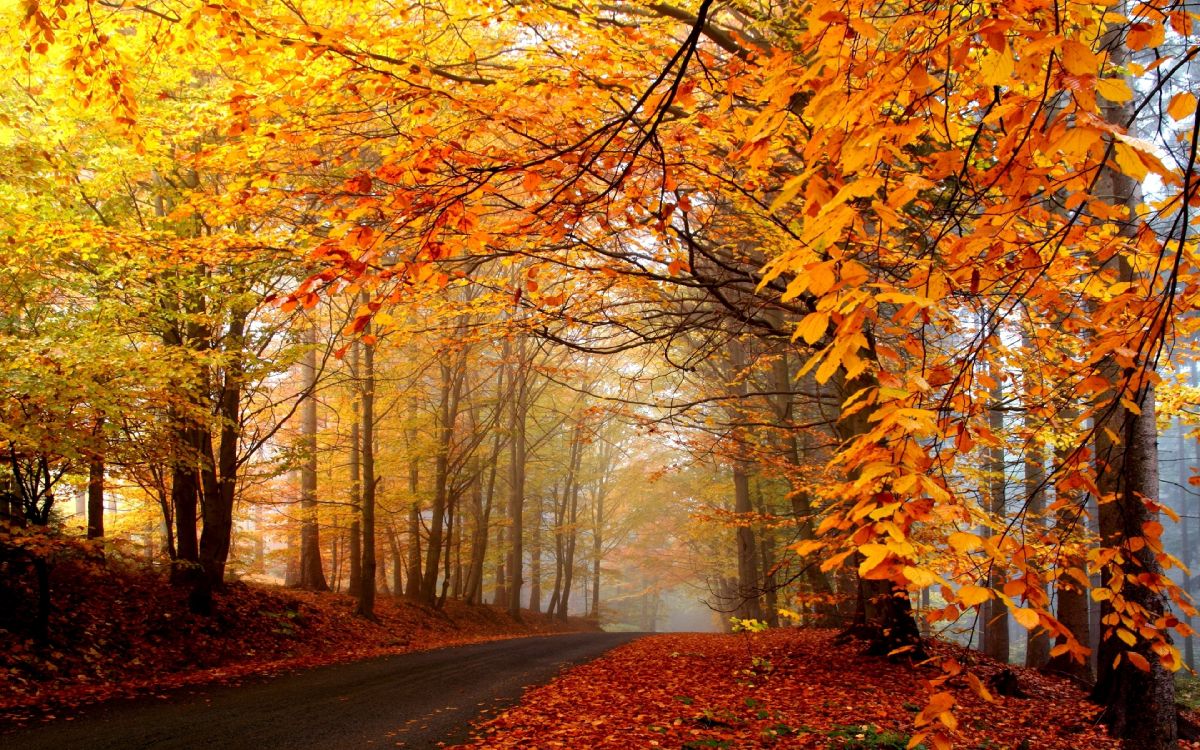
[0,631,642,750]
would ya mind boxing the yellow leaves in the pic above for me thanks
[958,585,992,607]
[965,672,995,703]
[1060,40,1100,76]
[780,260,836,301]
[948,531,982,553]
[521,170,542,194]
[808,261,837,297]
[1112,142,1148,181]
[792,312,830,343]
[914,691,956,733]
[1168,92,1196,121]
[792,539,824,556]
[1012,607,1040,630]
[857,543,891,578]
[1094,77,1132,103]
[1126,21,1164,51]
[821,176,883,217]
[903,566,938,587]
[979,45,1014,88]
[839,259,869,286]
[1126,651,1152,672]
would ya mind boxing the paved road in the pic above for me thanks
[0,632,642,750]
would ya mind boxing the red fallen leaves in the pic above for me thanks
[451,629,1150,749]
[0,556,589,725]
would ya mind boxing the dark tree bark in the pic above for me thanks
[421,348,466,603]
[1024,442,1050,669]
[87,451,104,540]
[356,327,377,619]
[299,326,329,592]
[404,414,422,599]
[982,373,1009,663]
[347,342,363,598]
[506,336,528,620]
[727,339,763,622]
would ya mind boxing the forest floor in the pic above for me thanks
[451,628,1197,750]
[0,555,593,725]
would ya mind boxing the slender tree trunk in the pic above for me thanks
[404,408,422,598]
[982,372,1009,663]
[754,479,780,628]
[558,460,581,622]
[837,357,923,655]
[299,325,329,592]
[506,337,528,620]
[528,488,542,614]
[387,523,404,595]
[770,348,835,617]
[590,464,605,620]
[1024,442,1050,669]
[422,350,465,603]
[348,342,363,597]
[87,450,104,540]
[727,339,762,621]
[466,442,497,605]
[193,310,247,613]
[548,480,566,617]
[1183,424,1196,671]
[1087,33,1177,745]
[356,327,377,619]
[1046,423,1094,681]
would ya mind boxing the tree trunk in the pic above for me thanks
[754,478,780,628]
[348,341,363,597]
[389,523,404,595]
[404,416,422,598]
[1183,424,1196,671]
[506,337,528,620]
[982,372,1009,663]
[1024,442,1051,669]
[1087,34,1177,745]
[1091,382,1177,747]
[727,339,762,622]
[87,451,104,540]
[770,348,835,620]
[422,350,465,603]
[528,487,542,614]
[193,311,246,613]
[558,454,581,621]
[356,328,377,619]
[299,326,329,592]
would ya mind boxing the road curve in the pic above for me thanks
[0,631,643,750]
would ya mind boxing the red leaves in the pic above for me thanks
[0,559,586,724]
[452,630,1125,750]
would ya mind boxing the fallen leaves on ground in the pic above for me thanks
[453,629,1135,749]
[0,556,588,725]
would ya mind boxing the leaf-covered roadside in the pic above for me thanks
[0,553,588,726]
[453,629,1177,749]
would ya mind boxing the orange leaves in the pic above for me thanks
[914,691,956,734]
[947,531,982,554]
[794,311,828,345]
[454,630,1119,750]
[1011,608,1040,630]
[1125,651,1152,672]
[957,585,992,608]
[1125,21,1165,51]
[1060,40,1100,76]
[1168,93,1196,121]
[1094,77,1133,103]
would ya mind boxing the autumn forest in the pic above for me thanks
[1,0,1199,748]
